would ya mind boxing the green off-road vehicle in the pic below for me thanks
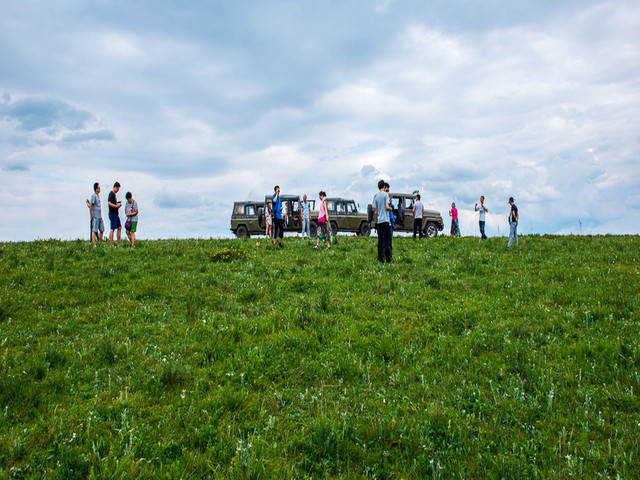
[231,195,371,238]
[367,192,444,238]
[230,196,316,238]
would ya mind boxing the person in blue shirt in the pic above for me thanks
[272,185,284,247]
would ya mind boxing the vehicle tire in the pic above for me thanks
[330,221,338,235]
[236,225,249,238]
[359,222,371,237]
[309,221,318,238]
[367,204,373,223]
[425,222,438,238]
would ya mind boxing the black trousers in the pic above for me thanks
[377,222,392,263]
[273,218,284,239]
[413,218,424,238]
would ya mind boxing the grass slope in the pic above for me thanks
[0,235,639,479]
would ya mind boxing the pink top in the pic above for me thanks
[451,207,458,220]
[318,199,326,220]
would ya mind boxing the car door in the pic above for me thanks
[402,196,415,230]
[345,201,358,230]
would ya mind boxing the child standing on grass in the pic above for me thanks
[265,198,273,238]
[315,191,331,250]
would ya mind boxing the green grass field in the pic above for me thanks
[0,235,639,479]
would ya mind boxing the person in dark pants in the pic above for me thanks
[475,195,488,240]
[373,180,392,265]
[413,194,424,239]
[108,182,122,247]
[271,185,284,247]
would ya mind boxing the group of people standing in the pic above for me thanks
[87,182,139,248]
[264,186,331,250]
[449,195,519,247]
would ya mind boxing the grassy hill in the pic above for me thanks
[0,235,639,479]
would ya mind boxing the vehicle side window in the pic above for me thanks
[347,203,356,214]
[404,198,414,209]
[336,203,345,213]
[234,204,243,215]
[292,201,300,212]
[246,205,255,216]
[326,201,335,211]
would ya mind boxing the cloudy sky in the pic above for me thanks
[1,0,639,241]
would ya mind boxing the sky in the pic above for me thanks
[1,0,639,241]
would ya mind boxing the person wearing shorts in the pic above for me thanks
[108,182,122,247]
[124,191,139,247]
[89,182,104,248]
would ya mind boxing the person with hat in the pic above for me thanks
[507,197,519,247]
[449,202,461,237]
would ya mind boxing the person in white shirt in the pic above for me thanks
[300,194,311,238]
[474,195,488,240]
[413,194,424,239]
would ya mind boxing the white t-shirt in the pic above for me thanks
[475,203,487,221]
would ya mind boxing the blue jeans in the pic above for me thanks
[508,222,518,247]
[479,221,487,240]
[301,218,310,237]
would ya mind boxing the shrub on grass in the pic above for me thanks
[158,360,190,389]
[209,246,248,262]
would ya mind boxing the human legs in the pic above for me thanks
[274,218,284,245]
[479,221,487,240]
[508,222,518,247]
[413,219,422,238]
[376,223,386,263]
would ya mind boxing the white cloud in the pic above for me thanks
[0,0,639,240]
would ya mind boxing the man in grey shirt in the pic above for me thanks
[413,194,424,239]
[373,180,392,264]
[89,182,104,248]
